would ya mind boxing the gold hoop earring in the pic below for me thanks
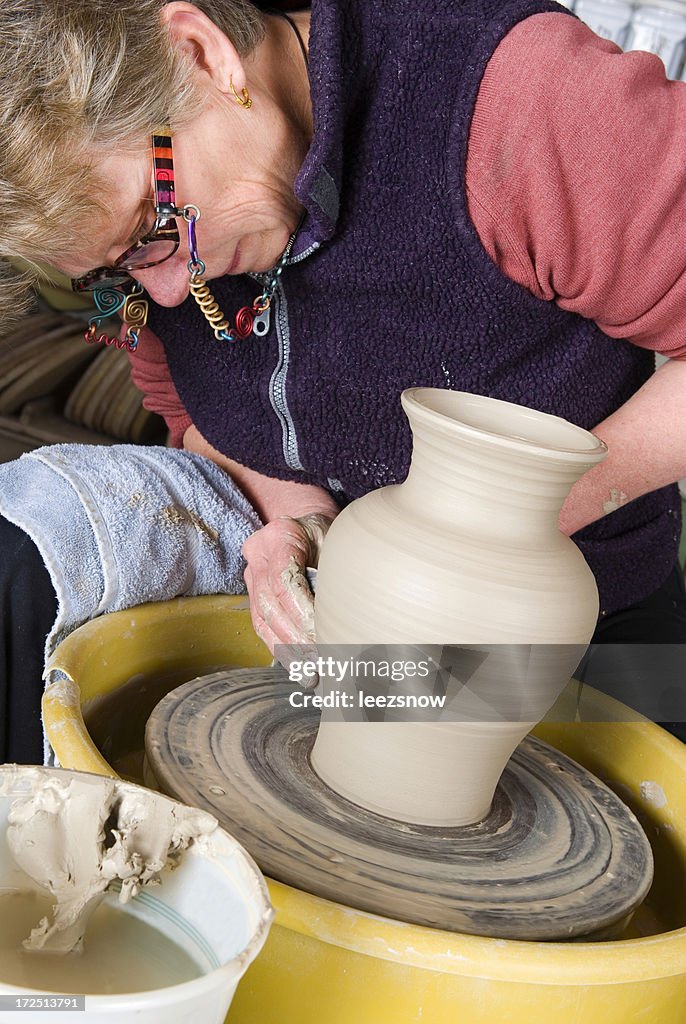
[229,75,252,109]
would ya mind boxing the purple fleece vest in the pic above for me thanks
[148,0,680,617]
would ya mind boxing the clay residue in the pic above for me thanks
[127,491,147,509]
[603,488,628,514]
[160,503,219,545]
[640,780,668,809]
[280,556,316,641]
[42,675,80,709]
[7,773,217,955]
[145,668,652,941]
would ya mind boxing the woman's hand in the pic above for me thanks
[180,425,340,656]
[242,512,334,654]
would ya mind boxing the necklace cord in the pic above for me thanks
[88,11,311,352]
[185,12,309,342]
[187,214,301,343]
[279,10,309,68]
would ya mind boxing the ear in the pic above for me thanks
[160,1,248,94]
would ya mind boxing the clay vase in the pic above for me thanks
[312,388,607,826]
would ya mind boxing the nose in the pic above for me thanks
[130,255,190,307]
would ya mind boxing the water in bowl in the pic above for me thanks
[0,890,203,994]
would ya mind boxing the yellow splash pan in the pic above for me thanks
[43,596,686,1023]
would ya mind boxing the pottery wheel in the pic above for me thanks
[145,668,653,941]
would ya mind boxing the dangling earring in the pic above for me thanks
[229,74,252,109]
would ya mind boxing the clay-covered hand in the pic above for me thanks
[242,513,334,655]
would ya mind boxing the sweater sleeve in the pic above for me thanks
[126,327,192,447]
[466,12,686,360]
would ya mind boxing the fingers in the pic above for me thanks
[245,560,318,688]
[242,520,317,653]
[257,584,308,646]
[278,556,316,637]
[244,563,280,651]
[290,513,333,565]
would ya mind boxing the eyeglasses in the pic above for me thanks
[71,131,181,294]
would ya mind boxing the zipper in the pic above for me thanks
[248,242,320,337]
[253,240,321,471]
[269,279,304,471]
[287,241,320,265]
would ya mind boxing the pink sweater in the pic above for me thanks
[130,13,686,445]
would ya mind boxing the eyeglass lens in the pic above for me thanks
[118,236,178,271]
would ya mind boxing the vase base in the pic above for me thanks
[145,668,653,942]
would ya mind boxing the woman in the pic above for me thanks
[2,0,686,762]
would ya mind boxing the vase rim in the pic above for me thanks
[401,389,608,463]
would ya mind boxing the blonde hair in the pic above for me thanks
[0,0,264,330]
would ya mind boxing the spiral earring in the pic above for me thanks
[229,74,252,109]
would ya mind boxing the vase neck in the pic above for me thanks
[398,392,606,545]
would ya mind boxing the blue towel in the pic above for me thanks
[0,444,262,665]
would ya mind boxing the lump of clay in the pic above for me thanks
[7,771,217,955]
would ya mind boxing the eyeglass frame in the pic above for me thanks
[71,130,182,294]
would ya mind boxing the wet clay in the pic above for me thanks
[6,771,217,954]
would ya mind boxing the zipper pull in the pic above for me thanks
[253,304,271,337]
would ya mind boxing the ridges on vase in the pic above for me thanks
[311,388,608,826]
